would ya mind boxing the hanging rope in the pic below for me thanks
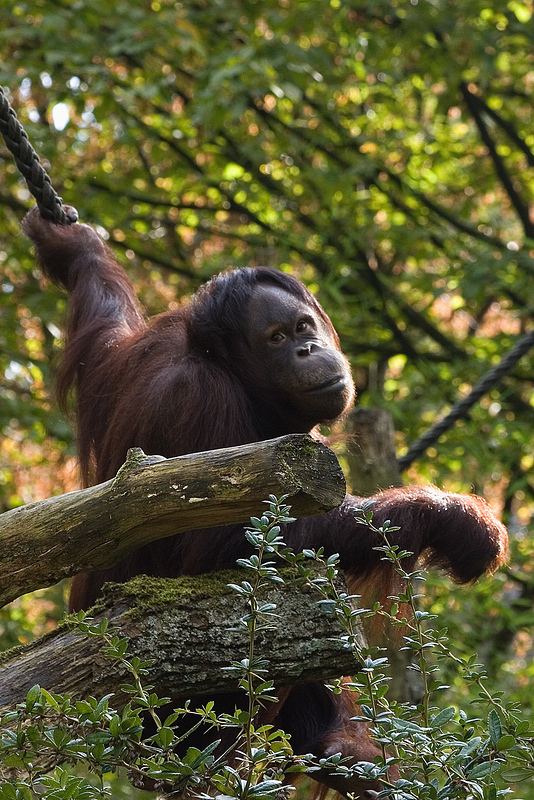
[398,326,534,471]
[0,85,74,225]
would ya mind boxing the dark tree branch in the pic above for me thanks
[244,103,466,358]
[470,87,534,168]
[461,82,534,238]
[88,180,219,211]
[108,236,196,278]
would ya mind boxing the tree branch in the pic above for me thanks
[461,82,534,238]
[0,435,345,608]
[469,88,534,169]
[0,571,363,711]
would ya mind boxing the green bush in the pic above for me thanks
[1,499,532,799]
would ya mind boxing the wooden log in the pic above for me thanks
[0,434,346,608]
[0,571,363,711]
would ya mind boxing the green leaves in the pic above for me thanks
[2,499,534,798]
[0,1,534,795]
[429,706,456,729]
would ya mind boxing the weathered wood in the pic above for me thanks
[0,572,363,711]
[0,434,346,608]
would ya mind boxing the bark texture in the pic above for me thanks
[0,571,363,711]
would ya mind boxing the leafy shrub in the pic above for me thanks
[1,499,532,799]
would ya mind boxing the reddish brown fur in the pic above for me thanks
[23,207,508,798]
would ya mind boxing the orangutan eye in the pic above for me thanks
[270,331,285,343]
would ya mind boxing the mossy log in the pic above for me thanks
[0,434,346,608]
[0,571,363,711]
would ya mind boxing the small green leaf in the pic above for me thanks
[157,727,175,748]
[25,684,41,712]
[496,734,516,751]
[501,767,534,782]
[430,707,455,728]
[488,708,502,745]
[468,761,497,779]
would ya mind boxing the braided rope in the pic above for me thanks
[0,85,72,225]
[398,326,534,471]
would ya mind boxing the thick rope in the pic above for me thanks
[398,326,534,471]
[0,85,73,225]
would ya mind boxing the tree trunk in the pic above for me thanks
[344,407,402,496]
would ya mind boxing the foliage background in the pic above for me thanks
[0,0,533,795]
